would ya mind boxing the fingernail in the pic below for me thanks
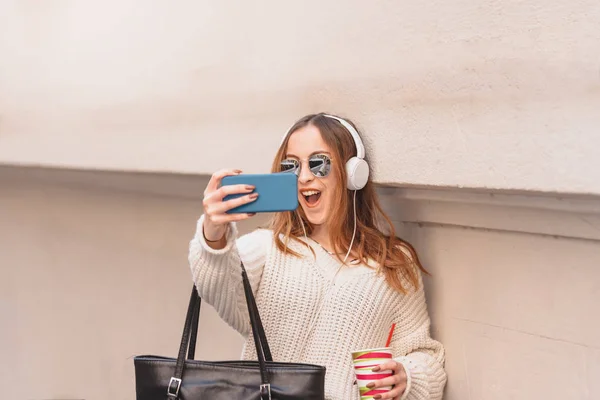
[234,169,243,174]
[245,185,255,191]
[366,382,375,389]
[373,396,382,400]
[247,213,256,216]
[372,366,380,372]
[249,193,259,199]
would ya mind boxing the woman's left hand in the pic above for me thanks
[366,359,407,399]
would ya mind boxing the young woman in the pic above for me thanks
[188,113,447,399]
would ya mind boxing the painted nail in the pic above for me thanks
[372,366,380,372]
[234,169,243,173]
[247,213,256,217]
[249,193,259,199]
[245,185,255,191]
[373,396,382,400]
[366,382,375,389]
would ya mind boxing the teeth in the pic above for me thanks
[301,190,320,196]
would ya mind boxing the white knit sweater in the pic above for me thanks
[188,215,447,400]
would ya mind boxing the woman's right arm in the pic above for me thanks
[187,169,263,336]
[188,215,271,337]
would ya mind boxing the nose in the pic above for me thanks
[298,160,314,185]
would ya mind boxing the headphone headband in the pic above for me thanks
[321,114,365,159]
[280,114,366,159]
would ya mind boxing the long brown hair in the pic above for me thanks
[269,113,428,294]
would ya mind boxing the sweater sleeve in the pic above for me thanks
[391,274,447,400]
[187,214,272,337]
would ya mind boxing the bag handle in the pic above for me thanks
[167,262,273,399]
[185,269,272,363]
[186,294,200,360]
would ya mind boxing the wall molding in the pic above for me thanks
[377,187,600,242]
[3,165,600,242]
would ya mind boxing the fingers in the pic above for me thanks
[205,168,242,194]
[215,184,256,201]
[369,375,397,392]
[203,181,254,217]
[372,385,404,399]
[210,212,256,225]
[368,361,407,399]
[203,184,254,207]
[372,360,400,374]
[209,192,259,216]
[202,168,258,235]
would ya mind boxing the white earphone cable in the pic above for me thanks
[301,190,358,345]
[343,189,358,264]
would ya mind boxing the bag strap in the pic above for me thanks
[241,266,273,362]
[167,288,199,398]
[167,262,273,400]
[185,265,272,361]
[241,266,270,387]
[187,295,200,360]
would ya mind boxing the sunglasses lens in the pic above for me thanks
[309,155,331,177]
[280,159,299,174]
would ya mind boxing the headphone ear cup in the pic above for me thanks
[345,157,369,190]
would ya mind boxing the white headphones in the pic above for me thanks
[281,114,370,191]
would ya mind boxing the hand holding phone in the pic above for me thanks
[202,169,259,241]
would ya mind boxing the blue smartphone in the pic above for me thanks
[221,173,298,214]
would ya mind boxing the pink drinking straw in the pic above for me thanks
[385,323,396,347]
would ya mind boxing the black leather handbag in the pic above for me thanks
[133,262,326,399]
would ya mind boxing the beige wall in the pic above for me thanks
[403,226,600,399]
[1,169,254,399]
[2,3,599,398]
[1,1,600,194]
[2,167,599,400]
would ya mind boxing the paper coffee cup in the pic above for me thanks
[351,347,393,399]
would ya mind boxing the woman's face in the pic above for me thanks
[285,124,340,227]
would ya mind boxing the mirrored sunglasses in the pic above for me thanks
[280,154,332,177]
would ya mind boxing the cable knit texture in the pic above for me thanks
[188,215,447,400]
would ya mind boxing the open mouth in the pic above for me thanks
[300,189,322,207]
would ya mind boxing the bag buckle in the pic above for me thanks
[167,377,182,398]
[260,383,271,400]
